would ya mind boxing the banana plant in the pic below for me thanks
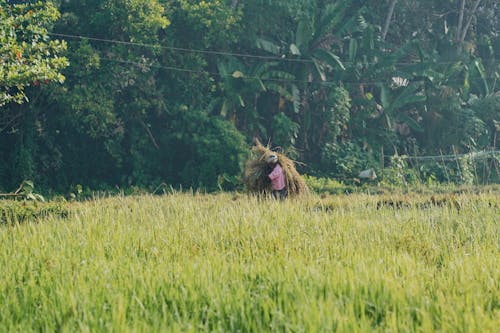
[211,56,296,137]
[284,1,370,85]
[380,82,426,132]
[252,1,367,151]
[394,34,498,152]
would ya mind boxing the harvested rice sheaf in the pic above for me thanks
[243,139,308,196]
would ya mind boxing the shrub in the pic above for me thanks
[0,201,69,225]
[303,175,355,194]
[319,141,379,182]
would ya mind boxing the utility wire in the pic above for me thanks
[388,150,500,162]
[49,32,499,67]
[49,32,315,64]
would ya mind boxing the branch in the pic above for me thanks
[0,182,25,197]
[460,0,481,44]
[0,193,23,198]
[0,112,23,134]
[14,182,24,194]
[456,0,465,43]
[140,120,160,150]
[382,0,398,41]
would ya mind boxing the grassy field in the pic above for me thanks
[0,191,498,332]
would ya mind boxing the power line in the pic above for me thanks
[389,150,500,162]
[49,32,315,64]
[49,32,498,67]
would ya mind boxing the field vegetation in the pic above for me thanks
[1,190,498,332]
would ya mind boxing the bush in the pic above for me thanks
[0,201,69,225]
[179,116,248,191]
[319,141,379,182]
[303,175,356,194]
[380,155,421,186]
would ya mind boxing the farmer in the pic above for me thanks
[266,154,287,200]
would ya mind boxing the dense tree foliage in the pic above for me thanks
[0,0,498,192]
[0,0,67,106]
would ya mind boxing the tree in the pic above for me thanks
[0,0,67,107]
[1,0,498,190]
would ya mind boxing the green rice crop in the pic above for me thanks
[0,192,498,332]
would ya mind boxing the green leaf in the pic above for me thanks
[296,19,312,49]
[266,83,294,100]
[290,43,301,56]
[391,84,426,111]
[349,38,358,62]
[292,84,301,114]
[253,61,279,77]
[473,59,490,95]
[238,95,245,107]
[317,2,344,35]
[232,71,244,78]
[255,38,280,55]
[313,49,345,71]
[256,79,267,92]
[217,61,229,76]
[23,180,34,189]
[397,114,423,132]
[312,59,326,81]
[37,194,45,202]
[381,85,391,110]
[220,101,229,117]
[263,70,295,81]
[335,11,364,37]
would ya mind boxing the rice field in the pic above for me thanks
[0,192,498,332]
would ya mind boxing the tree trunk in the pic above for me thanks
[457,0,481,54]
[15,106,36,182]
[456,0,466,44]
[382,0,398,41]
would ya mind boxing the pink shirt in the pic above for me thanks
[268,164,286,190]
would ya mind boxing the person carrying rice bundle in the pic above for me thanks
[266,154,287,200]
[243,139,308,198]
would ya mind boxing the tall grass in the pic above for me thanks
[0,192,498,332]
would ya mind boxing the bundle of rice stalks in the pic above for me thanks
[243,139,308,196]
